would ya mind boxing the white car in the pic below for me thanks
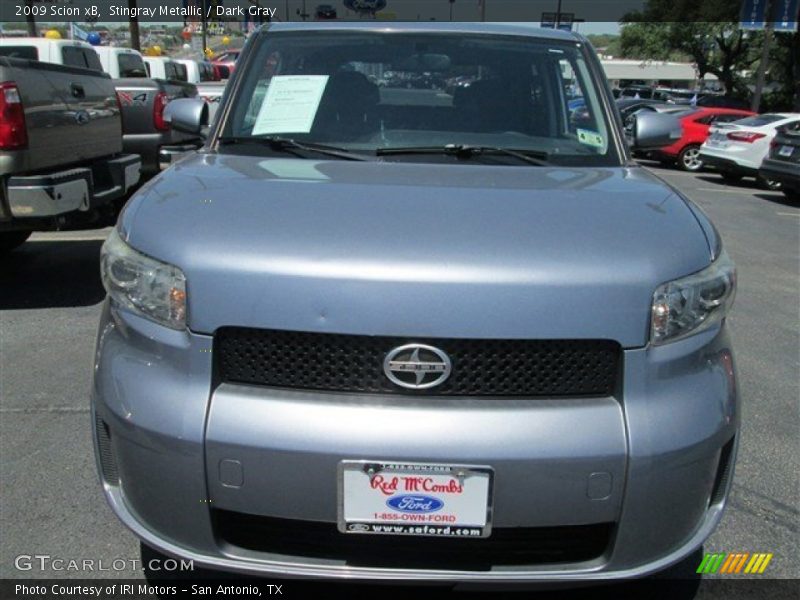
[699,113,800,187]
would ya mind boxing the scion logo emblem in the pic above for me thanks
[383,344,451,390]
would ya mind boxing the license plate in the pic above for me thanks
[338,461,493,538]
[779,145,794,157]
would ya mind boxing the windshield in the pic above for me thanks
[223,31,619,166]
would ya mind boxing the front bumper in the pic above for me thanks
[91,302,739,582]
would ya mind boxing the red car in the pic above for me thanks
[212,50,241,79]
[653,107,755,171]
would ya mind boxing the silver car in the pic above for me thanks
[92,23,739,584]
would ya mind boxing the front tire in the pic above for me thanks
[0,230,31,253]
[678,145,704,172]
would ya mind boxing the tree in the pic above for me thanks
[762,29,800,111]
[620,0,760,98]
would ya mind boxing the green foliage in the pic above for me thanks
[620,1,762,99]
[586,34,623,57]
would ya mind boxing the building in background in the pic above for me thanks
[601,59,719,91]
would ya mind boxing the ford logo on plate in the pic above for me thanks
[386,495,444,513]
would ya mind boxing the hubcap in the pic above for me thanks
[683,148,702,170]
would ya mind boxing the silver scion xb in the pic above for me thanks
[92,22,739,583]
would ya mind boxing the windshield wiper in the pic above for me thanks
[218,136,375,162]
[376,144,550,166]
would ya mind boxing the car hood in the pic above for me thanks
[121,154,711,347]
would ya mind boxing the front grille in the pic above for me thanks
[213,510,612,569]
[215,327,621,397]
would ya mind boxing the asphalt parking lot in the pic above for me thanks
[0,163,798,597]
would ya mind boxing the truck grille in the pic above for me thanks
[215,327,621,397]
[213,510,612,569]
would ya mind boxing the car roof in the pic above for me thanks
[692,107,753,115]
[264,21,579,42]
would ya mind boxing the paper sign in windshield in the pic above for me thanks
[252,75,330,135]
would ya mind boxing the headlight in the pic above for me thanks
[651,250,736,345]
[100,228,187,329]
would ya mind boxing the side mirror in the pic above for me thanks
[164,98,208,135]
[629,112,683,150]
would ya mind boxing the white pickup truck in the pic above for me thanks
[172,59,226,124]
[142,56,187,82]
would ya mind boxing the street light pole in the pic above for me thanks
[201,0,208,56]
[556,0,562,29]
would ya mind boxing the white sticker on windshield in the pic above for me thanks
[252,75,330,136]
[577,128,605,149]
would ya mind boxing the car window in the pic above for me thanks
[0,45,39,60]
[200,62,214,82]
[174,63,188,82]
[59,46,103,71]
[227,31,619,166]
[118,53,147,77]
[714,114,748,124]
[733,114,784,127]
[83,49,103,71]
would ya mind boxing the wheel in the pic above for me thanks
[0,230,31,253]
[720,171,742,183]
[678,145,703,172]
[758,176,782,191]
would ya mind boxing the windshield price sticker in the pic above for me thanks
[252,75,330,136]
[340,462,493,538]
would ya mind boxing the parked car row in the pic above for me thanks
[616,97,800,197]
[613,85,751,110]
[0,38,213,252]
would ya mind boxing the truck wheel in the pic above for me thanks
[0,231,31,253]
[678,145,703,172]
